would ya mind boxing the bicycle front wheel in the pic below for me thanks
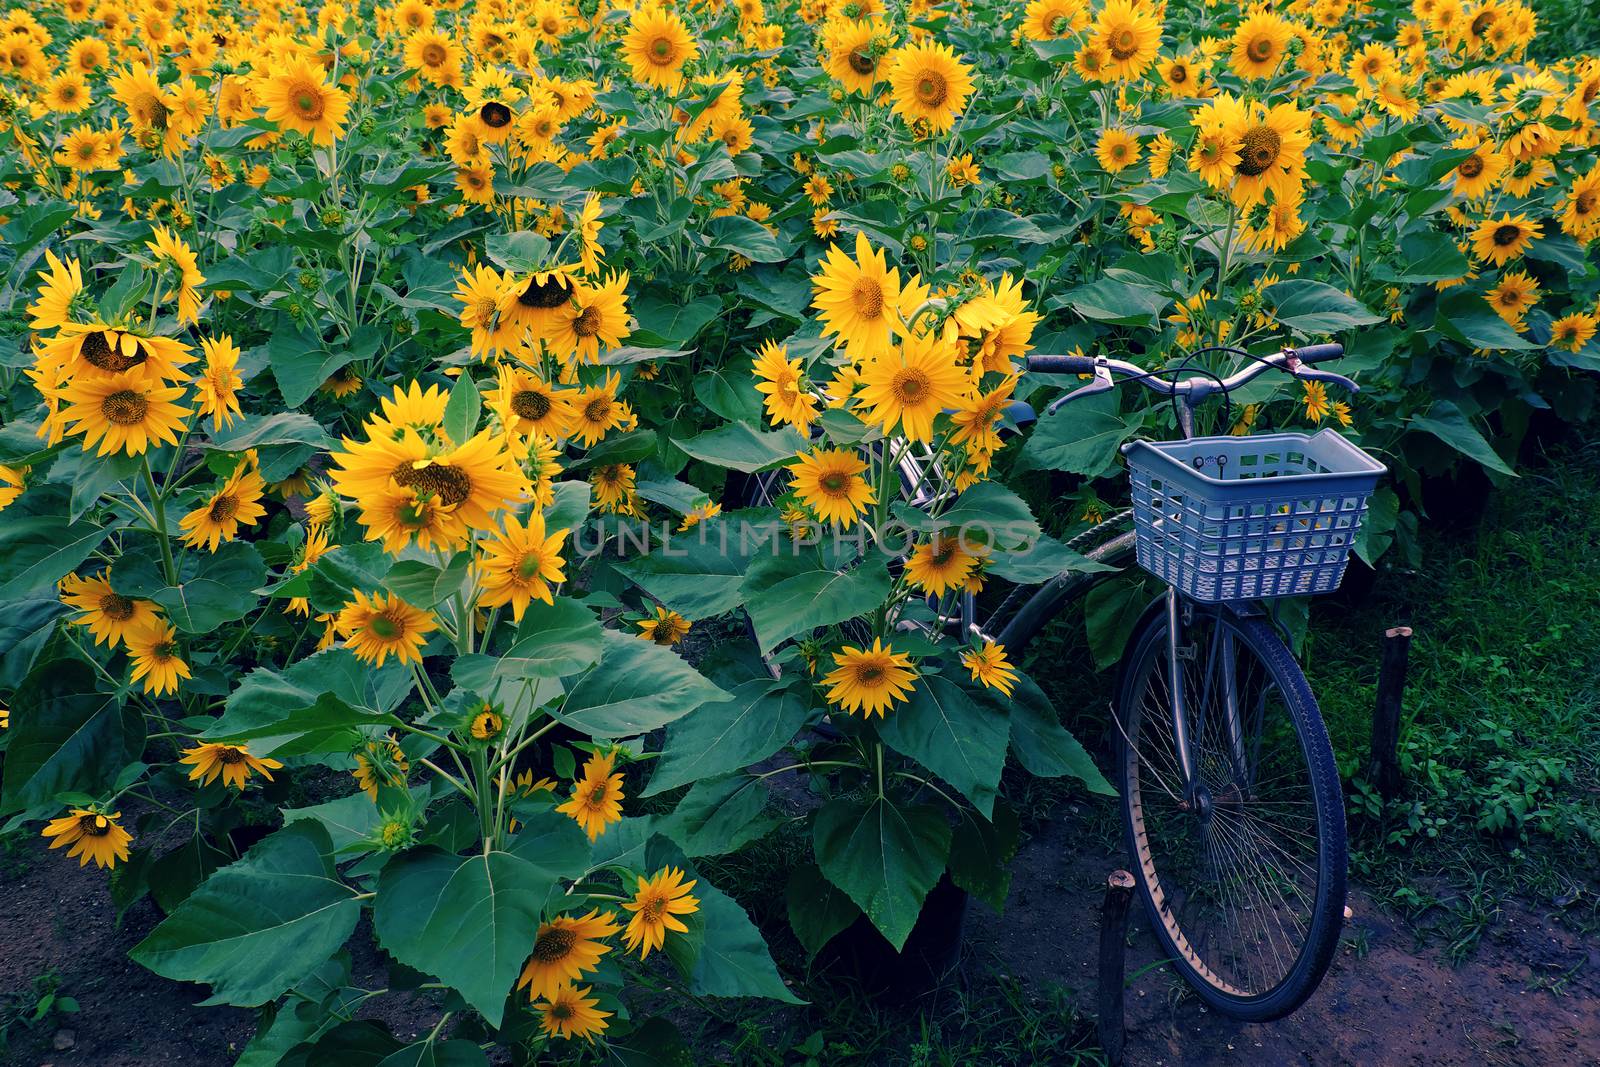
[1115,600,1346,1021]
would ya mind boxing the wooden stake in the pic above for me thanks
[1367,626,1413,801]
[1099,870,1136,1067]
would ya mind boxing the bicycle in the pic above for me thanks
[733,342,1381,1020]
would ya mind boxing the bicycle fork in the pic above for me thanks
[1165,588,1252,817]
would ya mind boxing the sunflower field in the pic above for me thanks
[0,0,1595,1058]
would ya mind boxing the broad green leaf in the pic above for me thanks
[373,813,588,1027]
[130,823,360,1007]
[645,678,812,795]
[0,483,122,600]
[0,597,72,692]
[383,555,470,609]
[785,862,860,959]
[812,795,952,950]
[632,293,722,346]
[1020,393,1135,479]
[1410,399,1516,476]
[948,801,1020,912]
[877,675,1010,818]
[1386,231,1470,284]
[1083,579,1151,670]
[283,788,428,853]
[206,412,333,453]
[544,479,591,532]
[665,879,802,1004]
[1433,289,1538,352]
[441,373,481,445]
[375,1041,489,1067]
[1058,277,1169,327]
[614,519,756,621]
[492,596,603,678]
[987,534,1120,584]
[658,775,779,857]
[740,549,893,653]
[0,660,142,813]
[268,326,378,408]
[1008,673,1114,794]
[672,421,806,474]
[899,481,1040,549]
[556,630,728,737]
[1264,279,1384,334]
[204,647,410,756]
[110,539,267,632]
[703,216,788,263]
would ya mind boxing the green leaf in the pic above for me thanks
[268,326,378,408]
[375,1041,488,1067]
[740,550,893,653]
[1410,399,1516,477]
[645,678,811,795]
[1020,393,1135,479]
[666,879,802,1003]
[0,483,121,600]
[284,789,423,853]
[1386,231,1470,284]
[544,479,591,532]
[987,534,1119,584]
[948,801,1020,912]
[206,412,333,453]
[204,647,410,756]
[441,373,481,445]
[812,795,952,950]
[373,815,589,1028]
[484,230,552,272]
[906,481,1040,548]
[673,421,806,474]
[110,539,267,632]
[0,660,143,813]
[614,520,755,621]
[492,596,603,679]
[1083,579,1151,671]
[383,555,470,610]
[556,630,728,737]
[1433,289,1537,352]
[658,775,779,857]
[1058,277,1169,327]
[785,862,860,959]
[877,675,1010,818]
[633,293,722,346]
[130,823,361,1007]
[704,216,788,263]
[1008,673,1114,794]
[1264,279,1384,334]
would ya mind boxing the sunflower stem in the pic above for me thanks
[141,458,177,586]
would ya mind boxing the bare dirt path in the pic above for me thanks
[965,812,1600,1067]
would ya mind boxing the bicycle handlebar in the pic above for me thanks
[1027,353,1098,375]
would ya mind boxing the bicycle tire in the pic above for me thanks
[1114,598,1346,1021]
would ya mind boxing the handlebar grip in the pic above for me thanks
[1288,343,1344,364]
[1027,354,1098,374]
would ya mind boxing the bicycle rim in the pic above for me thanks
[1117,603,1345,1020]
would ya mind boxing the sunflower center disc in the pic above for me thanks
[574,305,602,336]
[1493,224,1523,246]
[851,278,884,318]
[650,36,674,62]
[100,592,135,619]
[1237,125,1282,177]
[1246,37,1274,63]
[915,71,948,106]
[584,396,612,423]
[512,389,551,420]
[369,612,405,640]
[518,275,574,309]
[393,462,472,506]
[422,44,445,65]
[1111,29,1139,60]
[209,494,239,521]
[894,368,928,401]
[480,101,511,128]
[219,747,248,764]
[1458,155,1484,178]
[533,927,577,962]
[848,48,875,75]
[82,331,146,372]
[102,389,149,425]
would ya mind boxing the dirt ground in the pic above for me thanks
[965,812,1600,1067]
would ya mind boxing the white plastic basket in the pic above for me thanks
[1122,429,1386,603]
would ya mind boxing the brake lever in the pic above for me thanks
[1295,368,1361,394]
[1045,364,1114,416]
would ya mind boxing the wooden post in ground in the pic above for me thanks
[1367,626,1413,801]
[1098,870,1136,1067]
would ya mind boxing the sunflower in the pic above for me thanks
[58,370,189,456]
[518,909,620,1002]
[1023,0,1088,40]
[810,231,926,360]
[1213,94,1313,208]
[41,808,132,869]
[141,225,204,325]
[332,428,527,531]
[1094,127,1141,173]
[1189,123,1241,189]
[576,194,605,274]
[41,324,194,384]
[180,462,268,552]
[353,736,410,799]
[1302,380,1331,422]
[193,335,244,429]
[1558,167,1600,242]
[476,513,568,621]
[556,750,625,841]
[856,330,969,443]
[961,640,1018,696]
[823,637,917,717]
[536,984,612,1043]
[788,447,874,527]
[362,484,471,553]
[1230,10,1294,79]
[589,463,637,513]
[44,71,91,113]
[453,264,521,357]
[470,706,504,741]
[886,41,974,134]
[180,742,283,790]
[905,535,979,596]
[1470,213,1538,265]
[406,29,465,85]
[68,38,108,73]
[620,6,698,93]
[488,365,574,439]
[54,125,110,172]
[1447,136,1504,199]
[636,605,691,645]
[501,266,579,333]
[948,373,1018,452]
[1091,0,1162,82]
[127,619,191,695]
[823,18,893,95]
[59,569,161,647]
[622,866,699,958]
[546,271,631,364]
[108,62,174,140]
[1550,312,1598,353]
[464,66,522,141]
[27,250,84,331]
[336,589,438,666]
[259,59,351,145]
[1156,56,1203,97]
[752,340,819,433]
[1485,270,1539,327]
[569,371,623,446]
